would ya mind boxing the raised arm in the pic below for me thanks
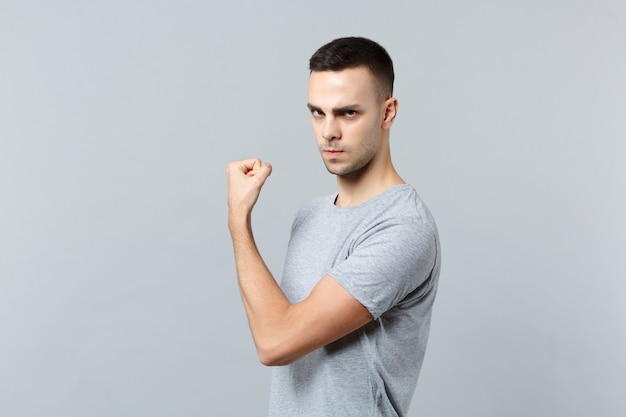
[226,159,372,366]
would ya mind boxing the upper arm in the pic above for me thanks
[258,214,438,366]
[258,274,372,366]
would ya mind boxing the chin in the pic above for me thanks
[324,164,356,177]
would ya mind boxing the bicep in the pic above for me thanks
[299,274,373,342]
[262,275,372,366]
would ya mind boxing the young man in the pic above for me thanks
[227,37,441,417]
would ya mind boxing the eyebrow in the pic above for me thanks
[307,103,362,114]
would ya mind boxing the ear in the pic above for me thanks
[381,97,398,129]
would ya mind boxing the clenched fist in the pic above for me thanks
[226,158,273,222]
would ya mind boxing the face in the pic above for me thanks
[307,67,392,178]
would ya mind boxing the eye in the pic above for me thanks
[310,109,324,118]
[344,110,358,118]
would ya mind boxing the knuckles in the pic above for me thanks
[226,159,272,193]
[226,158,269,178]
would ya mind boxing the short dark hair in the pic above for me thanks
[309,37,395,100]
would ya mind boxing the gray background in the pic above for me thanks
[1,1,625,416]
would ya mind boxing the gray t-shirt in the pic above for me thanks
[269,184,441,417]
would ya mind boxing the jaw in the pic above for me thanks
[323,152,377,180]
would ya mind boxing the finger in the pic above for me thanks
[227,158,261,176]
[260,162,272,178]
[245,159,268,177]
[250,162,272,184]
[251,158,263,171]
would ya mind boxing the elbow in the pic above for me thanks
[258,352,286,367]
[256,341,298,367]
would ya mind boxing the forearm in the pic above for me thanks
[229,212,292,363]
[228,209,373,366]
[226,159,370,366]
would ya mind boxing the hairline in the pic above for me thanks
[309,65,391,103]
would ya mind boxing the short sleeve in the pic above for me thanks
[327,216,438,319]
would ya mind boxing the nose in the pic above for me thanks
[322,117,340,141]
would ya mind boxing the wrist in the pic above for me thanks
[228,208,251,231]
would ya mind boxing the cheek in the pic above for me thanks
[359,120,380,141]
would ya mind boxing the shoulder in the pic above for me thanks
[290,193,335,230]
[367,184,438,236]
[295,194,334,218]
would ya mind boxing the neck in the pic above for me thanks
[334,159,404,208]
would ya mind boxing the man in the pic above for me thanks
[227,37,441,417]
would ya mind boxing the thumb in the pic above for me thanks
[248,162,272,187]
[255,162,273,183]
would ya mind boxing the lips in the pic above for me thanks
[323,150,343,158]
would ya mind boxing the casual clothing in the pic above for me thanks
[269,184,441,417]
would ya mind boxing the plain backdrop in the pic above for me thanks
[1,1,625,416]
